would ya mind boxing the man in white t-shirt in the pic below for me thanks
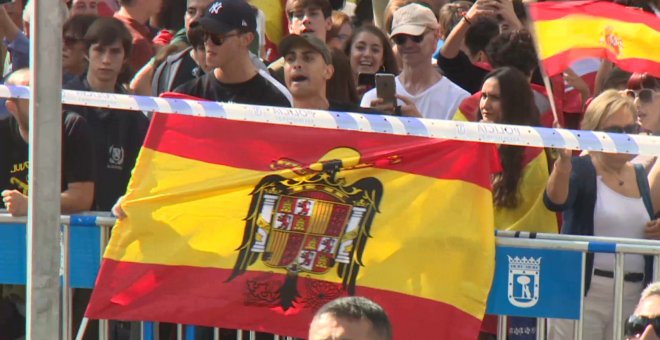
[360,3,469,120]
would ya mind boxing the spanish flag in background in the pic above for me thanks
[85,97,501,339]
[529,0,660,78]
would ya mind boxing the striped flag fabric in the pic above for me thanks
[529,0,660,77]
[85,96,501,338]
[494,147,558,234]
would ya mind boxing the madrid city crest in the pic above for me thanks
[227,148,384,310]
[508,256,541,308]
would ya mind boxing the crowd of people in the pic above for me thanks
[0,0,659,339]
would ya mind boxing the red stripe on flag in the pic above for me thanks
[143,113,499,189]
[542,48,660,78]
[529,1,660,29]
[86,259,483,339]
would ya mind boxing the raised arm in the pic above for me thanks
[545,149,573,205]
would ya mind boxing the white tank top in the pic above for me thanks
[593,176,649,273]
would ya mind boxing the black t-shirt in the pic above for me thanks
[174,71,292,107]
[63,76,150,211]
[0,113,95,196]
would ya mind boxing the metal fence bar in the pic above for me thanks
[536,318,545,340]
[655,255,660,281]
[612,253,625,340]
[177,324,183,340]
[496,231,660,248]
[62,223,72,340]
[213,327,220,340]
[497,315,507,340]
[575,251,586,340]
[99,221,110,340]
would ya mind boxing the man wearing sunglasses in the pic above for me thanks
[174,0,292,107]
[626,281,660,339]
[360,3,469,120]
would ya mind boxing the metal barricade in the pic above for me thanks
[494,232,660,340]
[3,212,660,340]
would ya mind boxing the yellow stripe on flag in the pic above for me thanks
[494,150,558,233]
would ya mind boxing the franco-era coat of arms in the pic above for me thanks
[227,151,384,310]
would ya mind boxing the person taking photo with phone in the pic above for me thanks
[360,3,469,119]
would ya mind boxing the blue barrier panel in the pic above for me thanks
[0,223,26,284]
[70,223,101,288]
[486,246,583,319]
[0,221,101,288]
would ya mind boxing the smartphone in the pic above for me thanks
[357,73,376,89]
[375,73,396,109]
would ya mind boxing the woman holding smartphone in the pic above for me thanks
[345,25,399,97]
[545,89,656,340]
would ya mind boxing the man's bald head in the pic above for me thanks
[308,297,392,340]
[5,69,31,141]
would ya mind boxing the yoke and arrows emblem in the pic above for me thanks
[227,148,385,310]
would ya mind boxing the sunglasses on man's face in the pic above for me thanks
[625,315,660,338]
[601,123,641,134]
[626,88,657,104]
[391,32,426,46]
[203,31,241,46]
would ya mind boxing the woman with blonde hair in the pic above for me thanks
[545,89,656,340]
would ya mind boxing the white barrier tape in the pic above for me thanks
[2,85,660,156]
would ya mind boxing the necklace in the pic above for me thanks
[597,158,626,186]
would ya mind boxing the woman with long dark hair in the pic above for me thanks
[344,25,399,97]
[479,66,557,232]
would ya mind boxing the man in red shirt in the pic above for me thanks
[113,0,162,76]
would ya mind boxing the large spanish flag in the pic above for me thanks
[86,101,500,338]
[530,1,660,78]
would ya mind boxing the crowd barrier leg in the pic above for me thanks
[497,315,507,340]
[63,223,72,340]
[99,222,111,340]
[613,253,625,340]
[99,319,109,340]
[535,318,545,340]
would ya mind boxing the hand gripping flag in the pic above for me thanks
[85,96,500,339]
[529,1,660,78]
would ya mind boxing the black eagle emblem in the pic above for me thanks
[226,155,383,310]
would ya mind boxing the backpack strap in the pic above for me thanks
[635,163,654,219]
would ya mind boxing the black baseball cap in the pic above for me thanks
[279,34,333,64]
[199,0,257,36]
